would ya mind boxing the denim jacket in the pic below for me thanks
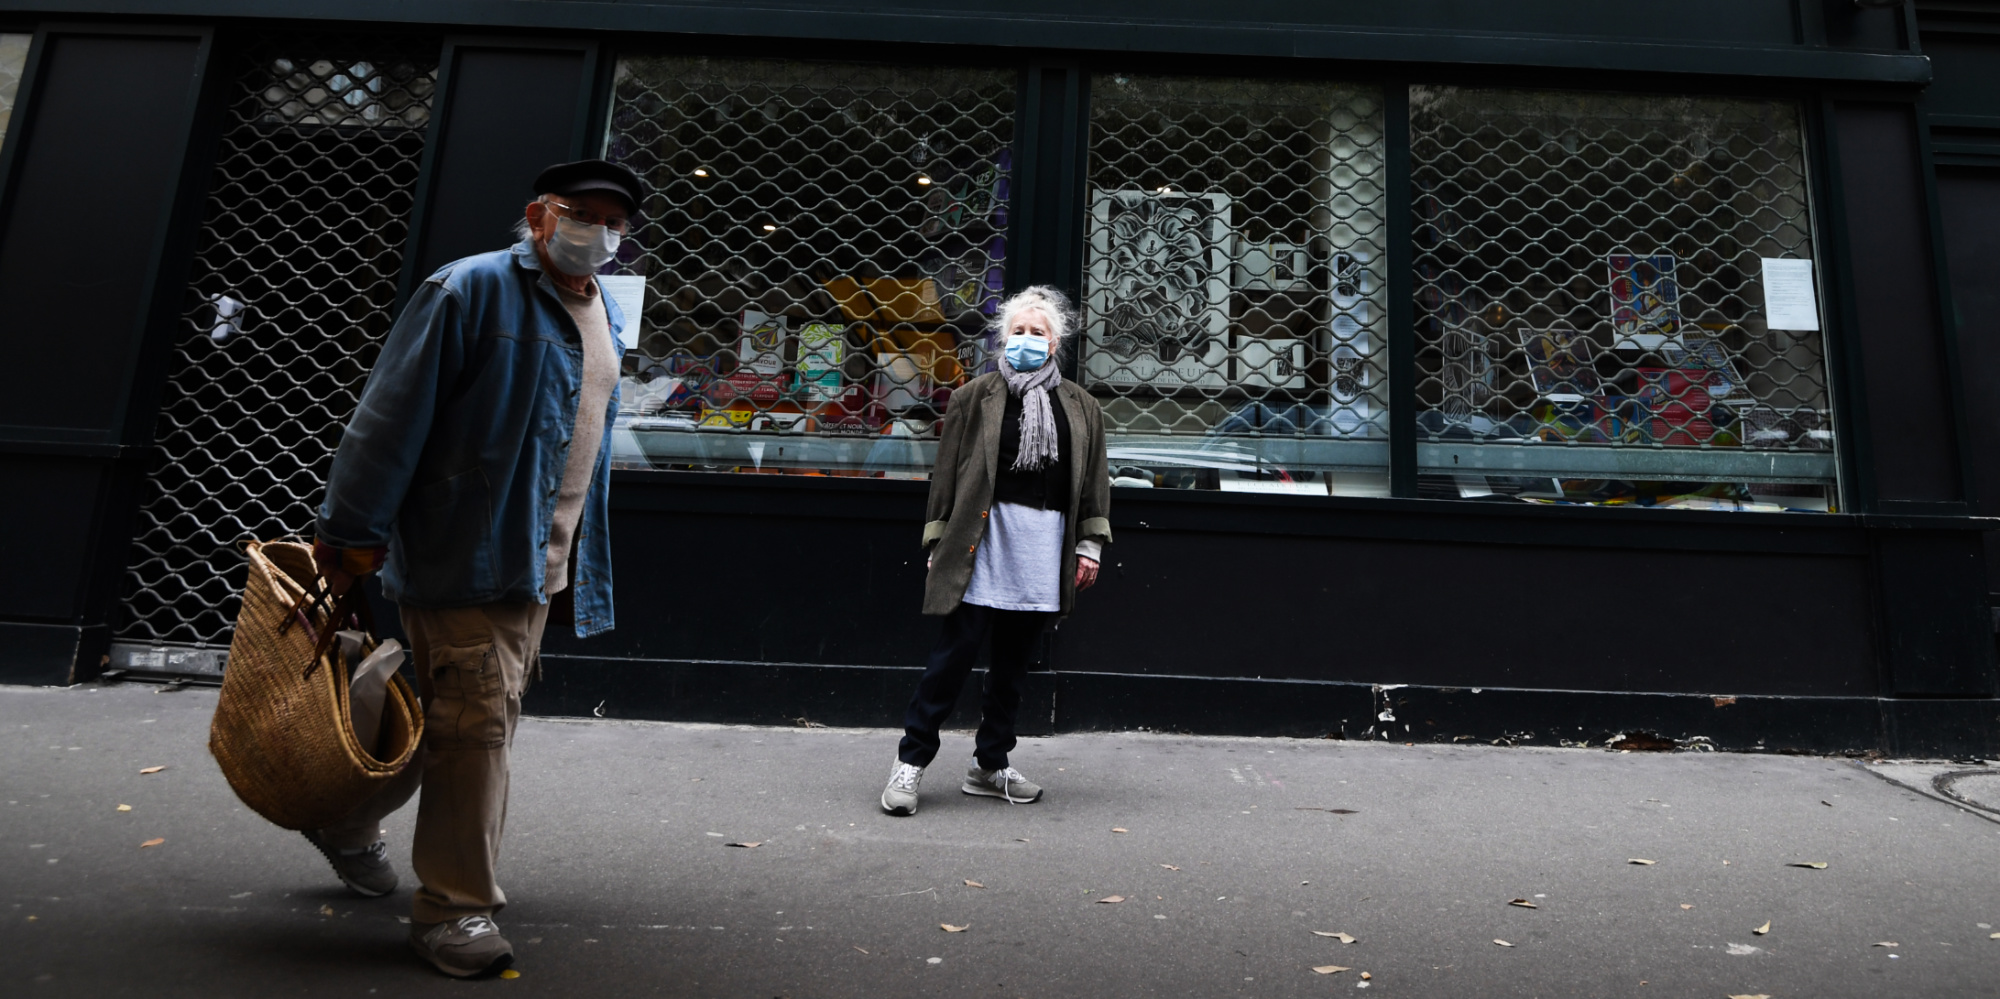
[316,239,622,637]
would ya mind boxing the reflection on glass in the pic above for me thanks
[0,34,30,155]
[1085,74,1389,497]
[602,57,1014,477]
[1410,87,1837,512]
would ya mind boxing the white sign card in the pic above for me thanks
[1760,258,1820,332]
[597,274,647,351]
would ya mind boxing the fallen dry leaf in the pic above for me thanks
[1753,921,1771,935]
[1681,904,1695,910]
[1493,939,1513,947]
[853,946,869,954]
[139,838,164,849]
[1873,941,1898,948]
[498,969,520,980]
[963,880,985,889]
[1311,931,1357,943]
[725,841,762,849]
[1159,864,1181,871]
[1509,898,1538,908]
[1015,838,1030,843]
[116,804,131,812]
[319,904,334,916]
[1360,972,1372,980]
[1788,862,1828,869]
[1312,965,1351,974]
[1096,895,1126,904]
[1111,827,1129,834]
[1628,858,1655,865]
[940,923,968,933]
[1991,932,1999,940]
[139,766,166,775]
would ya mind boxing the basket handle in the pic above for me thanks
[304,587,379,681]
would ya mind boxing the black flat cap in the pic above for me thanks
[534,159,644,215]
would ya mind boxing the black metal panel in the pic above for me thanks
[400,40,594,294]
[0,30,209,444]
[0,620,87,685]
[0,454,107,620]
[1873,528,1995,695]
[1819,0,1908,51]
[1935,169,2000,603]
[526,656,1055,736]
[1918,34,2000,121]
[0,1,1933,83]
[1832,102,1965,506]
[1055,526,1878,697]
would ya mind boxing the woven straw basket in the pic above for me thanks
[209,540,423,831]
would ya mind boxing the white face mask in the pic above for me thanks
[545,214,621,276]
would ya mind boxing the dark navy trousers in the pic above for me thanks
[898,602,1051,771]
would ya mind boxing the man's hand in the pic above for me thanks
[312,539,384,598]
[1075,556,1100,591]
[313,543,357,597]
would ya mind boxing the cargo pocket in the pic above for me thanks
[426,641,505,750]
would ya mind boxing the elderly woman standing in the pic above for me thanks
[881,286,1112,815]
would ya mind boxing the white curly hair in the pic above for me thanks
[993,285,1078,357]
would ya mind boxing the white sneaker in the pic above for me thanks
[881,761,924,815]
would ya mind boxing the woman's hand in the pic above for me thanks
[1075,556,1100,591]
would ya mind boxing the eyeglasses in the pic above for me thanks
[544,198,632,235]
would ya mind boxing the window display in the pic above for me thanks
[1084,74,1389,496]
[1410,87,1838,511]
[602,56,1014,477]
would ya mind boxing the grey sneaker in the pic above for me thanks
[410,914,514,978]
[301,829,397,897]
[963,764,1042,803]
[882,761,924,816]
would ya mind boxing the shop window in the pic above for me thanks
[1085,74,1389,496]
[0,34,28,154]
[117,37,438,648]
[602,56,1014,477]
[1410,87,1838,512]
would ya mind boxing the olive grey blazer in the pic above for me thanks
[921,371,1113,617]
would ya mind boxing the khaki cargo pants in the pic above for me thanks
[323,601,548,924]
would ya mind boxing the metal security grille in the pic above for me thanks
[1410,86,1837,511]
[115,36,438,656]
[1084,74,1388,497]
[603,56,1014,476]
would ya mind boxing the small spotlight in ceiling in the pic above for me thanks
[762,223,778,232]
[692,167,709,178]
[1156,185,1173,195]
[916,175,933,186]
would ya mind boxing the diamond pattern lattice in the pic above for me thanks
[603,56,1014,476]
[117,37,438,646]
[1084,74,1388,495]
[1410,87,1836,507]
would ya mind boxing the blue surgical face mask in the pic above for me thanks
[1005,332,1050,372]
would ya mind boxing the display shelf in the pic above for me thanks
[1418,441,1834,484]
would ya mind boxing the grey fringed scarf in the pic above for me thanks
[999,345,1062,471]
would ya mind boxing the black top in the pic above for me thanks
[992,389,1073,511]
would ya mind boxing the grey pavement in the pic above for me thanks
[3,682,1998,999]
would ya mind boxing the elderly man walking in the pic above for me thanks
[305,159,639,977]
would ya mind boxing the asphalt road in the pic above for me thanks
[3,681,1997,998]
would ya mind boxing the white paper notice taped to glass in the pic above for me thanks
[1761,257,1820,332]
[597,274,646,351]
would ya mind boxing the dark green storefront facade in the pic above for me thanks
[3,1,2000,756]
